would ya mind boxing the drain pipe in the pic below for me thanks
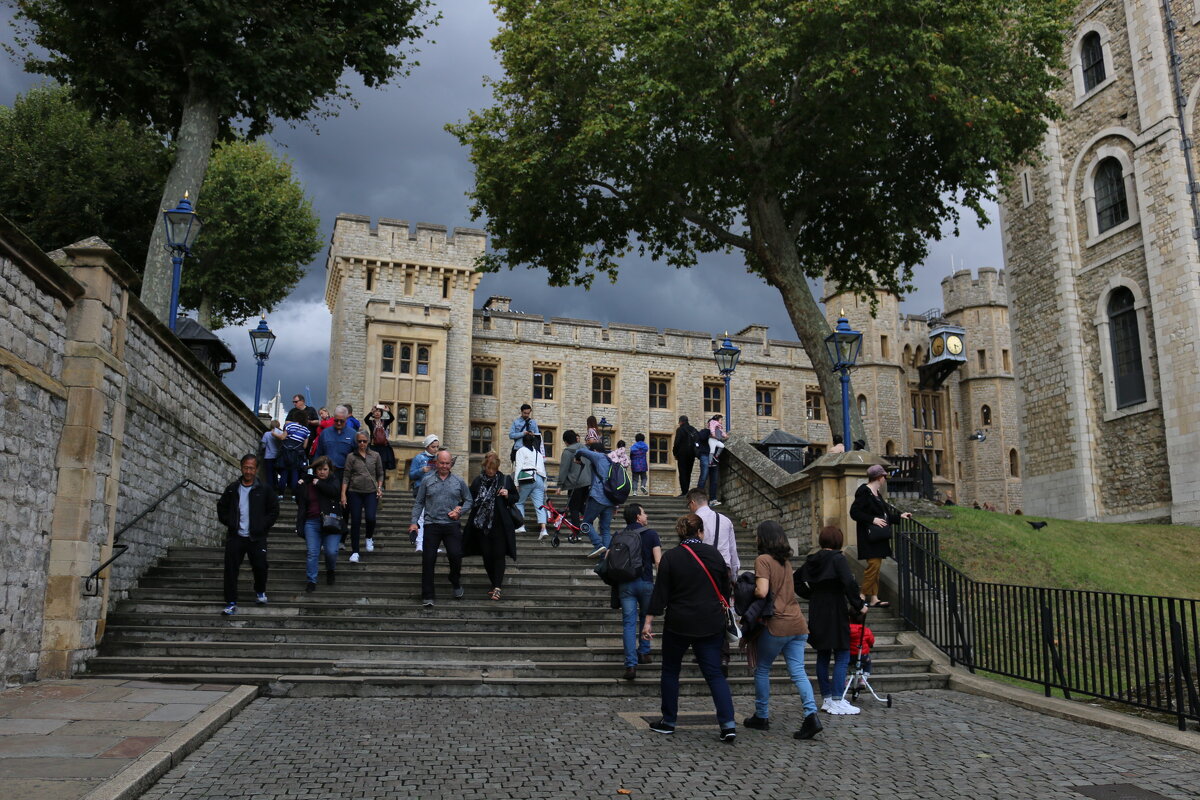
[1161,0,1200,248]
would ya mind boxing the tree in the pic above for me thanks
[10,0,435,323]
[0,83,169,262]
[450,0,1071,445]
[184,140,322,330]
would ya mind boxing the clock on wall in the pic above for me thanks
[946,335,963,355]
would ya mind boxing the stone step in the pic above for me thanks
[143,567,623,587]
[84,666,945,695]
[102,624,907,650]
[103,610,907,634]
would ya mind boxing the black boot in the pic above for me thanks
[794,712,823,740]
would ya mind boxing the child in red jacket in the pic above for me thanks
[849,607,876,676]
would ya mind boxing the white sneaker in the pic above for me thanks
[538,529,549,540]
[587,546,607,558]
[514,526,527,534]
[365,538,375,552]
[830,699,861,715]
[349,553,360,563]
[710,499,722,506]
[820,698,835,713]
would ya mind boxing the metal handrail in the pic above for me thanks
[84,479,220,596]
[724,457,785,515]
[894,527,1200,731]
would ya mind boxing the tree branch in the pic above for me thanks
[667,193,752,251]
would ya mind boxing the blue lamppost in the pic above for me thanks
[713,333,741,431]
[249,317,277,414]
[162,193,203,332]
[824,313,863,452]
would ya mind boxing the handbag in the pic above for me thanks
[516,469,535,484]
[321,512,343,534]
[371,423,388,446]
[681,544,742,646]
[865,523,892,544]
[509,503,525,526]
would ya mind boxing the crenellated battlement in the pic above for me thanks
[331,214,487,261]
[941,267,1008,313]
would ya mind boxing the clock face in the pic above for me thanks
[931,337,945,357]
[946,335,963,355]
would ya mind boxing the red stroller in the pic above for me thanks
[539,500,591,548]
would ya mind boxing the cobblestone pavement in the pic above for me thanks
[139,690,1198,800]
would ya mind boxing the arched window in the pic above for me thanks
[1108,287,1147,407]
[1094,157,1129,233]
[981,405,992,426]
[1008,449,1020,478]
[885,440,895,456]
[1081,32,1106,92]
[857,394,868,418]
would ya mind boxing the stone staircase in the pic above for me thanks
[86,488,948,698]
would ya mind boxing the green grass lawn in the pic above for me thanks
[912,507,1200,599]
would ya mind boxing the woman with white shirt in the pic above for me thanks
[513,432,549,539]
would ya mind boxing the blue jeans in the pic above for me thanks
[619,579,653,667]
[303,518,341,583]
[815,648,851,700]
[697,454,710,491]
[346,491,377,554]
[582,498,614,550]
[659,629,735,729]
[755,632,818,718]
[516,474,547,525]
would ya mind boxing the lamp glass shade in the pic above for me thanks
[713,336,741,373]
[249,318,276,359]
[162,197,203,250]
[824,317,863,368]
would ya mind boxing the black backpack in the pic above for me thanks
[598,525,647,585]
[601,461,632,505]
[694,427,711,455]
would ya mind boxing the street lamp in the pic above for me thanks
[823,312,863,453]
[597,416,613,450]
[712,333,741,431]
[162,193,203,332]
[249,317,277,414]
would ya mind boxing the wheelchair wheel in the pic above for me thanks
[579,522,593,542]
[886,694,893,708]
[551,533,560,548]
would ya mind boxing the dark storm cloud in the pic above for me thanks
[2,0,1002,410]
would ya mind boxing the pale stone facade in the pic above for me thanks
[1000,0,1200,523]
[326,215,1022,510]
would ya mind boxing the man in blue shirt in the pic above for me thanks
[574,439,616,557]
[508,404,539,463]
[315,406,357,481]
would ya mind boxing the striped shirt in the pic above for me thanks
[284,422,309,445]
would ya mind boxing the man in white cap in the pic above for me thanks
[408,434,441,550]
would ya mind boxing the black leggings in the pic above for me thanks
[481,529,508,589]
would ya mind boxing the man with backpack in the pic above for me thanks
[672,416,699,497]
[601,503,662,680]
[574,439,628,557]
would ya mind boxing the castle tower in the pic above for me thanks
[999,1,1200,523]
[941,268,1022,511]
[325,215,485,471]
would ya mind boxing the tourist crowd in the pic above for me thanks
[222,400,899,742]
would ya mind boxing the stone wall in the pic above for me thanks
[720,437,815,552]
[0,219,78,683]
[0,217,265,683]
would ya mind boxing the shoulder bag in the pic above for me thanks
[681,544,741,646]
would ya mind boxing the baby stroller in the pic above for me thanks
[539,500,591,548]
[841,624,892,708]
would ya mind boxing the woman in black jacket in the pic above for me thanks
[295,456,343,593]
[642,513,736,742]
[464,451,519,600]
[849,464,912,608]
[798,525,867,716]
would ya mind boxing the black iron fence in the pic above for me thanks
[887,454,934,500]
[894,529,1200,731]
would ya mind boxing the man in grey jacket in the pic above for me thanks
[557,429,592,528]
[409,450,473,607]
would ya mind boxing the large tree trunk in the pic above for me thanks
[140,85,220,324]
[196,294,214,330]
[746,193,867,449]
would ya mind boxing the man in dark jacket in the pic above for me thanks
[216,454,280,616]
[557,430,593,527]
[672,415,698,497]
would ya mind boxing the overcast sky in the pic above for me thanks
[1,1,1003,409]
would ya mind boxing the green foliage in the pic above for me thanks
[185,140,323,329]
[920,507,1200,599]
[450,0,1072,300]
[10,0,437,138]
[0,84,169,262]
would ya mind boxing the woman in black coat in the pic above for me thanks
[294,456,344,592]
[849,464,912,608]
[797,525,866,715]
[464,451,519,600]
